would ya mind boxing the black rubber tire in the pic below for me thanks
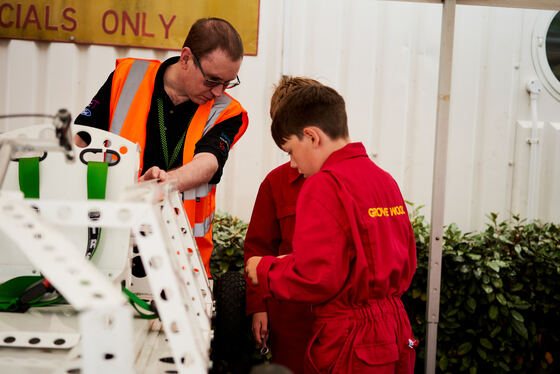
[211,270,252,373]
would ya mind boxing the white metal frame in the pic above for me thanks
[0,194,134,374]
[0,182,213,373]
[11,181,213,373]
[0,119,213,373]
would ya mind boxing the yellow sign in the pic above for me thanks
[0,0,259,55]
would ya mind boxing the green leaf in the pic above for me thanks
[498,361,510,371]
[482,284,493,294]
[470,366,478,374]
[496,293,507,305]
[512,300,531,310]
[457,342,473,355]
[466,297,477,313]
[490,326,501,337]
[479,338,493,350]
[467,253,481,261]
[486,261,501,273]
[439,355,448,371]
[477,347,487,360]
[454,255,465,263]
[511,319,529,340]
[511,310,524,322]
[491,277,503,289]
[489,305,499,320]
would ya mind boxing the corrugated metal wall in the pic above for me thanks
[1,0,559,231]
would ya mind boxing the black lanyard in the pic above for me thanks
[157,96,192,170]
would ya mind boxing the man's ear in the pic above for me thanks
[180,47,192,66]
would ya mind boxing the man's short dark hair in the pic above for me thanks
[183,18,244,61]
[271,85,348,147]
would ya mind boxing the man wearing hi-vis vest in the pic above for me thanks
[75,18,249,276]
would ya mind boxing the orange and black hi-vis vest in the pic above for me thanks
[108,58,248,276]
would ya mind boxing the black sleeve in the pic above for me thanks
[74,72,113,131]
[194,113,243,185]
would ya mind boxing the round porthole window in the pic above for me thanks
[532,12,560,101]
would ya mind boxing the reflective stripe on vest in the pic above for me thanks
[182,95,232,237]
[111,60,152,136]
[204,95,232,136]
[183,183,214,200]
[193,212,214,237]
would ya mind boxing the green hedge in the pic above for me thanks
[403,204,560,373]
[210,212,248,277]
[210,207,560,373]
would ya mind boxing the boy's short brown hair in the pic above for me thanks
[270,76,322,118]
[271,85,348,147]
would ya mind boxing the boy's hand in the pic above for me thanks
[246,256,262,285]
[252,312,269,345]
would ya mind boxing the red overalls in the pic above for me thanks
[244,162,313,373]
[257,143,417,373]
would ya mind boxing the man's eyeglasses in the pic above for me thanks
[191,53,240,89]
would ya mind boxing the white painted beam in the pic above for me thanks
[425,0,456,373]
[386,0,560,11]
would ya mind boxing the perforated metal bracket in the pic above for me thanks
[122,181,212,372]
[16,181,213,373]
[0,193,134,374]
[164,188,213,318]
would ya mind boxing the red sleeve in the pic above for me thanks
[258,176,351,304]
[244,176,281,315]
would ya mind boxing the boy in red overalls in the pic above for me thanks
[244,77,322,374]
[246,84,417,373]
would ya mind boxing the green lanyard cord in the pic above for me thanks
[122,285,158,319]
[157,96,189,170]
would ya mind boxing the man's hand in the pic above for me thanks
[252,312,269,346]
[246,256,262,285]
[139,166,168,183]
[74,134,87,148]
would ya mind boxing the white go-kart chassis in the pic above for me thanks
[0,110,214,374]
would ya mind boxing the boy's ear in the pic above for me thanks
[303,127,321,147]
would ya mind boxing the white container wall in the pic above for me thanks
[1,0,559,231]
